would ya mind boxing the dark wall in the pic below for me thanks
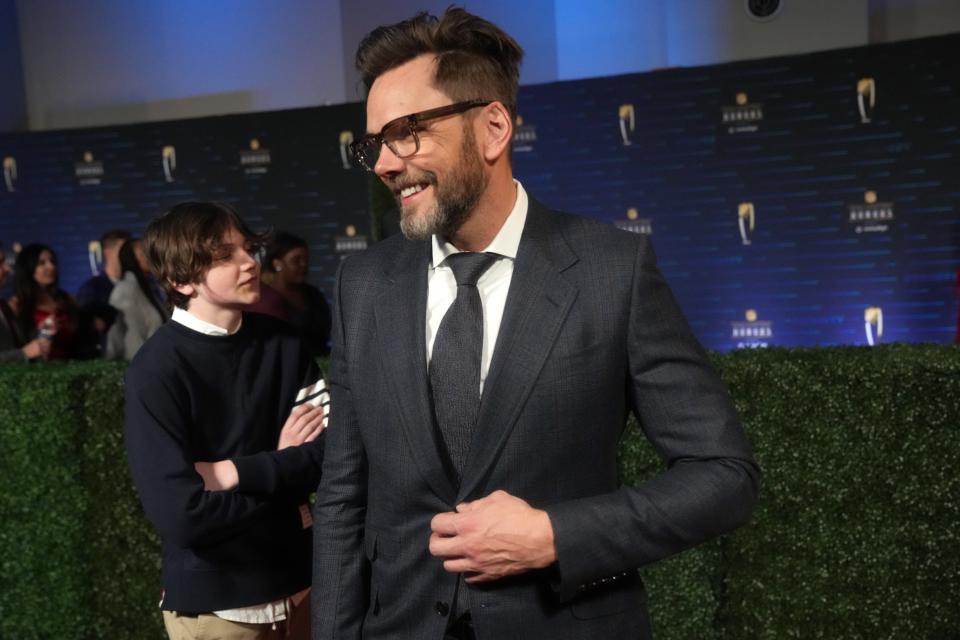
[0,0,27,132]
[1,34,957,349]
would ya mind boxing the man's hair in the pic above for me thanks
[356,7,524,120]
[143,201,265,309]
[99,229,131,250]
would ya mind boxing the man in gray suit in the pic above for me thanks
[312,8,760,639]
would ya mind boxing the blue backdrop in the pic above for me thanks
[1,33,957,350]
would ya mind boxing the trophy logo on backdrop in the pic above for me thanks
[614,207,652,235]
[75,151,104,186]
[738,202,756,245]
[722,92,763,134]
[864,306,883,345]
[848,190,894,234]
[513,115,537,153]
[618,104,635,146]
[857,78,876,124]
[335,224,368,258]
[731,309,773,349]
[88,240,102,276]
[2,156,16,193]
[339,131,354,170]
[161,145,177,183]
[240,138,271,175]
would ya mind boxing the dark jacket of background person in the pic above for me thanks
[0,300,26,362]
[105,240,167,360]
[12,244,98,360]
[247,281,331,357]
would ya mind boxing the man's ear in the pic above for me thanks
[478,101,513,163]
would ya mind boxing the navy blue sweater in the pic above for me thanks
[124,313,327,612]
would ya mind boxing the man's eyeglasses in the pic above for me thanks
[350,100,491,172]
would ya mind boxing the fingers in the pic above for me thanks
[300,410,326,443]
[430,511,459,536]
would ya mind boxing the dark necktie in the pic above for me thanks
[430,252,498,482]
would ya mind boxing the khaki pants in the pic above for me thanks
[162,596,310,640]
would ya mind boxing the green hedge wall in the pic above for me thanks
[1,345,958,639]
[0,362,163,640]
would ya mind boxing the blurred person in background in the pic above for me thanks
[78,229,130,348]
[9,243,97,360]
[105,237,167,360]
[247,232,331,356]
[0,243,50,362]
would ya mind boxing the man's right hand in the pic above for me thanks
[22,338,51,361]
[277,403,326,449]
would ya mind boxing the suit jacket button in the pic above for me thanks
[435,601,450,616]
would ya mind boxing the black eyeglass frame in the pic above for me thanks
[350,99,492,171]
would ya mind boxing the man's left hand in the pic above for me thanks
[429,490,557,583]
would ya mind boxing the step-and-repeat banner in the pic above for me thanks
[2,34,957,350]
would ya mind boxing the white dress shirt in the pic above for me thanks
[426,180,528,394]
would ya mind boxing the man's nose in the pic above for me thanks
[374,143,405,177]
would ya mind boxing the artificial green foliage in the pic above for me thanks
[715,345,960,640]
[619,344,960,640]
[1,345,958,639]
[0,362,164,640]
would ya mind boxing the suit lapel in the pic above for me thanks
[375,239,458,504]
[458,201,579,501]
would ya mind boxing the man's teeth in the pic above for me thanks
[400,184,425,198]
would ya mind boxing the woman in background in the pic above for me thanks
[106,237,167,360]
[248,232,331,356]
[0,243,50,362]
[9,243,96,360]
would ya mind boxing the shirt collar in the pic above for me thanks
[170,306,239,336]
[432,179,528,267]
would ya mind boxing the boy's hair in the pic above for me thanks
[144,201,265,309]
[356,7,524,120]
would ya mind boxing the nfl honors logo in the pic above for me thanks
[88,240,102,276]
[162,146,177,183]
[731,309,773,349]
[618,104,635,146]
[738,202,755,246]
[339,131,354,170]
[864,306,883,346]
[513,116,537,153]
[75,151,104,186]
[848,190,894,234]
[857,78,876,123]
[241,138,271,175]
[335,225,368,258]
[722,93,763,134]
[614,208,652,235]
[3,156,16,193]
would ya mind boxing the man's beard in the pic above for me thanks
[396,127,487,241]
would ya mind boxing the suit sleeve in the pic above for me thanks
[124,364,273,549]
[546,235,761,602]
[232,355,328,497]
[312,259,369,639]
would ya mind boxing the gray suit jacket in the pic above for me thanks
[312,199,760,639]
